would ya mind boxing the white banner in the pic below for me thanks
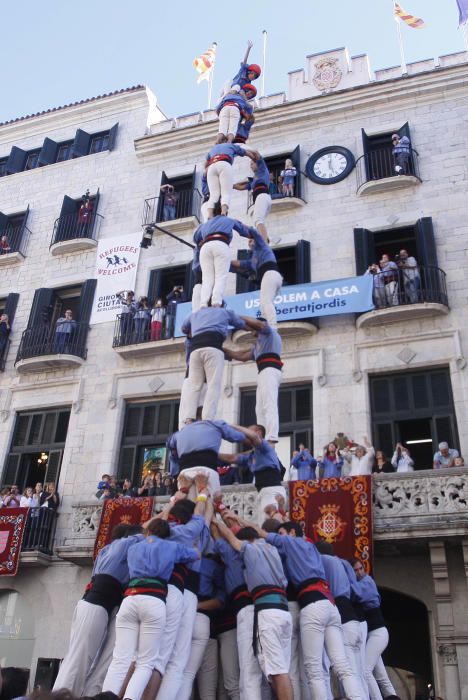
[90,233,142,324]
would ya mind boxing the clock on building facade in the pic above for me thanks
[305,146,355,184]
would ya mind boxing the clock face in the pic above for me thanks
[305,146,355,185]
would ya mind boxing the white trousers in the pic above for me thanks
[185,346,225,421]
[178,377,192,429]
[155,585,184,675]
[207,161,234,208]
[252,192,272,226]
[53,599,108,695]
[178,611,211,700]
[103,595,166,700]
[373,655,397,698]
[199,239,232,307]
[288,601,302,700]
[82,607,117,696]
[300,599,363,700]
[260,270,282,327]
[342,619,370,700]
[179,466,221,498]
[191,283,202,312]
[257,608,292,679]
[197,637,218,700]
[256,367,282,441]
[218,105,241,137]
[257,485,287,524]
[237,605,263,700]
[156,589,198,700]
[219,627,241,700]
[365,627,395,700]
[201,201,210,222]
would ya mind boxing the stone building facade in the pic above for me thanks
[0,48,468,698]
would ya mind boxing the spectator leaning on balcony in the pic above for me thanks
[319,441,344,479]
[116,290,137,343]
[396,249,420,304]
[40,482,60,510]
[133,296,151,342]
[379,254,399,307]
[150,299,166,341]
[291,443,317,480]
[433,441,459,469]
[391,443,414,472]
[20,486,34,507]
[0,234,11,253]
[3,485,21,508]
[0,314,11,357]
[54,309,76,353]
[392,133,411,175]
[372,450,395,474]
[454,456,465,468]
[160,184,179,221]
[342,437,375,476]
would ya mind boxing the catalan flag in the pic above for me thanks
[193,43,217,83]
[394,2,426,28]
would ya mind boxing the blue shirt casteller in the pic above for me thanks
[172,420,247,461]
[266,533,325,587]
[236,439,281,475]
[231,62,250,89]
[246,158,270,190]
[216,93,253,117]
[206,142,247,162]
[236,119,254,142]
[182,307,246,340]
[93,534,143,586]
[193,215,251,246]
[291,450,317,481]
[170,516,210,574]
[252,325,282,361]
[238,228,278,279]
[199,553,226,603]
[240,538,287,592]
[214,538,246,595]
[353,574,381,610]
[320,554,351,599]
[127,536,199,581]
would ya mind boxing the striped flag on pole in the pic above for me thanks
[193,43,217,83]
[457,0,468,26]
[394,2,426,28]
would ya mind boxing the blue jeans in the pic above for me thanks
[163,204,176,221]
[54,332,70,353]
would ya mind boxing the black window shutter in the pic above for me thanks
[0,212,8,234]
[236,249,256,294]
[4,293,19,324]
[3,453,21,485]
[28,288,56,328]
[184,262,194,299]
[38,137,59,166]
[156,171,168,222]
[93,188,100,214]
[354,228,375,275]
[72,129,91,158]
[107,123,119,151]
[44,450,63,485]
[6,146,28,174]
[295,240,311,283]
[361,128,371,155]
[415,218,437,268]
[118,446,136,481]
[77,279,97,324]
[148,269,164,304]
[190,166,197,217]
[399,122,411,140]
[290,145,301,198]
[60,195,79,218]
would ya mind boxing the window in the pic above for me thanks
[240,383,313,468]
[52,191,100,245]
[0,158,8,177]
[370,368,459,470]
[90,132,110,153]
[0,207,30,255]
[118,400,180,484]
[2,408,70,489]
[264,145,301,199]
[56,141,74,162]
[24,150,41,171]
[361,123,415,180]
[235,240,311,294]
[148,264,192,305]
[155,167,199,223]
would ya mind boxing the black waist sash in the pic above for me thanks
[296,578,335,609]
[254,467,282,491]
[252,183,270,202]
[185,569,201,595]
[210,606,237,637]
[251,584,289,656]
[335,595,359,623]
[365,606,386,632]
[169,563,189,593]
[82,574,123,616]
[124,577,168,602]
[191,331,225,352]
[203,232,231,246]
[230,583,253,614]
[258,260,280,282]
[256,352,283,373]
[179,449,218,470]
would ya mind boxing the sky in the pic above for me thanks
[0,0,465,123]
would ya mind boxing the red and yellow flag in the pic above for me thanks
[394,2,426,28]
[193,43,217,83]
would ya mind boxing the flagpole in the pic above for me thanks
[261,30,267,97]
[461,23,468,53]
[394,1,408,75]
[207,42,217,110]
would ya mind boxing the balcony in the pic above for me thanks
[59,469,468,563]
[112,313,185,359]
[20,507,57,567]
[143,189,202,233]
[356,148,421,196]
[49,211,103,255]
[15,322,89,373]
[247,181,306,215]
[357,266,449,328]
[0,222,31,266]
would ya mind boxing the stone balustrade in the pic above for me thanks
[56,469,468,564]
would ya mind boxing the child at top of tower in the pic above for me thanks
[216,85,256,144]
[222,40,262,96]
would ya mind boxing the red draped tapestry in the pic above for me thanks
[289,476,373,574]
[0,508,28,576]
[94,497,154,559]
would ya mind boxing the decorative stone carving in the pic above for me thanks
[72,504,102,537]
[397,347,416,365]
[437,642,458,665]
[313,57,343,93]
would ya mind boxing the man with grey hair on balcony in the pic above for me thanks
[391,133,411,175]
[433,442,459,470]
[396,249,420,304]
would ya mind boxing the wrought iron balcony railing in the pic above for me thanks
[369,266,448,309]
[0,222,31,257]
[112,312,178,348]
[16,321,89,363]
[22,507,57,555]
[143,188,202,226]
[356,147,421,191]
[50,211,103,248]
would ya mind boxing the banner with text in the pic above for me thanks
[174,275,374,336]
[90,233,142,324]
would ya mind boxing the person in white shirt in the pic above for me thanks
[342,437,375,476]
[20,487,34,507]
[391,443,415,472]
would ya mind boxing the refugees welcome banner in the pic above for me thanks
[90,233,142,325]
[174,275,374,336]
